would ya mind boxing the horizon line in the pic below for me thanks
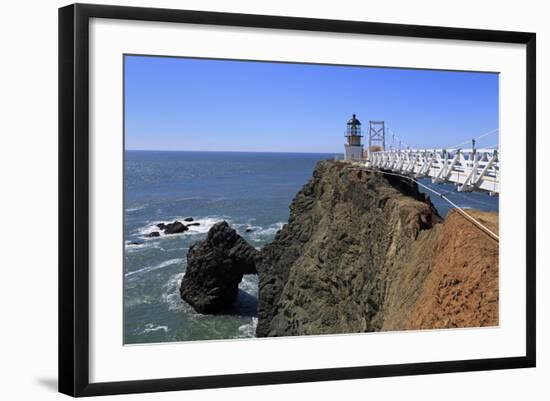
[125,149,344,155]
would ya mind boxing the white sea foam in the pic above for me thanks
[174,196,202,202]
[234,224,262,234]
[237,318,258,338]
[125,205,146,213]
[258,221,285,235]
[124,240,148,250]
[135,216,229,239]
[247,222,285,241]
[162,272,188,312]
[125,295,155,308]
[182,216,228,235]
[124,240,169,253]
[162,272,208,316]
[141,323,169,334]
[125,258,185,278]
[239,275,259,297]
[206,197,230,204]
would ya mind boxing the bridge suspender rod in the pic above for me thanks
[361,168,500,242]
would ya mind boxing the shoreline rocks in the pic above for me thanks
[176,160,498,335]
[164,221,188,234]
[179,221,259,314]
[147,219,201,237]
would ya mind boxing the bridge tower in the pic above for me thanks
[344,114,364,161]
[367,121,386,159]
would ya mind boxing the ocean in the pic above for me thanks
[123,150,499,344]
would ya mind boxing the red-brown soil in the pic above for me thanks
[404,209,499,329]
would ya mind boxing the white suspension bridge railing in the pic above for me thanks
[367,148,500,195]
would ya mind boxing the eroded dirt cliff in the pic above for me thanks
[399,209,499,330]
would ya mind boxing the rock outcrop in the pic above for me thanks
[180,221,259,314]
[152,220,201,236]
[256,160,499,337]
[178,160,499,334]
[164,221,188,234]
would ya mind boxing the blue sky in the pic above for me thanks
[125,55,499,153]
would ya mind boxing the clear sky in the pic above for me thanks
[124,55,499,153]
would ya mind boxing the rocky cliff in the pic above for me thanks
[256,160,499,337]
[179,160,499,336]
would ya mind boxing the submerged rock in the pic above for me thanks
[184,217,194,222]
[180,221,259,314]
[145,231,160,238]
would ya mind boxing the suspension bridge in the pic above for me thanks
[344,117,500,196]
[368,147,499,195]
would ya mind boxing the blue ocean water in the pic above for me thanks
[123,151,498,344]
[123,151,334,344]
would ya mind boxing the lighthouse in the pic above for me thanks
[344,114,364,161]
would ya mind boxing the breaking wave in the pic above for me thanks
[135,216,230,239]
[125,258,185,278]
[237,317,258,338]
[140,323,169,334]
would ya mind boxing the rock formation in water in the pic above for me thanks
[164,221,188,234]
[151,219,202,237]
[256,160,499,336]
[179,160,499,335]
[180,221,259,314]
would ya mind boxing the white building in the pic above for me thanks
[344,114,364,161]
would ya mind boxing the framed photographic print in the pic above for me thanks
[58,3,536,397]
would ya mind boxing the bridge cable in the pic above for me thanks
[387,127,498,151]
[358,168,499,242]
[387,127,412,150]
[448,128,499,150]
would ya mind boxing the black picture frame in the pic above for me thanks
[59,3,536,397]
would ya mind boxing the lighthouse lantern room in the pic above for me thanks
[344,114,364,161]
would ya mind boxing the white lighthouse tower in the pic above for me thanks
[344,114,364,161]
